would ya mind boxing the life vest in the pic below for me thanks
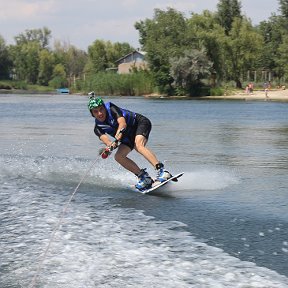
[94,102,136,137]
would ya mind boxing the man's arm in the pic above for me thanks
[115,117,126,141]
[99,134,114,147]
[110,103,127,141]
[94,125,114,147]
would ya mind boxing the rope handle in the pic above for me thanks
[99,140,119,159]
[98,128,125,159]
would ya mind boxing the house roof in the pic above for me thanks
[115,50,146,64]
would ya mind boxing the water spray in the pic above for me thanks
[29,156,99,287]
[30,132,123,286]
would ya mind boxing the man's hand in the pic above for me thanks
[99,140,119,159]
[110,140,119,151]
[115,127,126,141]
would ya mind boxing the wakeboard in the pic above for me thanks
[138,172,184,194]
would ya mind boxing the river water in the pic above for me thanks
[0,94,288,287]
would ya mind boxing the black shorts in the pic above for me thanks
[121,114,151,150]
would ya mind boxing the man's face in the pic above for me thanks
[92,105,106,121]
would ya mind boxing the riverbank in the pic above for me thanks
[1,87,288,102]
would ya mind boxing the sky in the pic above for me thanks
[0,0,280,51]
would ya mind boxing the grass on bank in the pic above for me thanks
[0,80,55,92]
[1,78,282,97]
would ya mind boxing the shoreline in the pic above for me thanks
[1,88,288,102]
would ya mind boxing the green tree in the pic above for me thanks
[88,40,109,73]
[10,41,41,83]
[257,17,282,75]
[65,45,87,86]
[53,40,68,66]
[66,46,87,76]
[38,49,55,85]
[258,1,288,81]
[135,8,188,94]
[275,35,288,78]
[216,0,242,35]
[14,27,51,49]
[87,40,134,73]
[170,49,213,95]
[224,17,264,88]
[187,10,226,84]
[279,0,288,18]
[49,63,67,88]
[106,41,133,67]
[0,35,12,79]
[53,40,88,87]
[10,27,52,84]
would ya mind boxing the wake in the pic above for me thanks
[0,154,239,195]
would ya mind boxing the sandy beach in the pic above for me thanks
[204,88,288,102]
[145,88,288,102]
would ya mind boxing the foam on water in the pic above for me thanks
[0,154,134,190]
[174,170,239,190]
[1,154,287,287]
[1,173,288,287]
[150,170,240,197]
[0,155,239,193]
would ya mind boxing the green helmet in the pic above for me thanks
[88,97,104,110]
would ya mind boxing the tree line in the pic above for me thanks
[1,0,288,96]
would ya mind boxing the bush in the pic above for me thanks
[0,82,12,89]
[11,81,27,89]
[49,76,68,89]
[0,80,27,90]
[79,71,154,96]
[210,87,224,96]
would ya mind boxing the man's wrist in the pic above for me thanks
[116,127,125,139]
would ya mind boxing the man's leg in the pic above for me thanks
[134,135,159,167]
[114,144,141,175]
[115,142,153,190]
[135,135,172,182]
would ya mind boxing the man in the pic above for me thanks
[87,92,172,191]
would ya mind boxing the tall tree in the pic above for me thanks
[65,45,87,83]
[170,49,213,95]
[87,40,134,73]
[88,40,107,73]
[53,40,88,86]
[279,0,288,18]
[10,41,41,83]
[106,41,134,66]
[135,8,188,94]
[275,35,288,80]
[49,63,67,88]
[11,27,52,83]
[216,0,242,35]
[257,16,282,74]
[224,17,263,88]
[38,49,55,85]
[272,0,288,80]
[187,10,226,84]
[14,27,51,49]
[0,35,12,79]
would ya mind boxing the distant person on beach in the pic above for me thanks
[245,84,249,94]
[248,82,254,94]
[263,82,270,101]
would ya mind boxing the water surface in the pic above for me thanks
[0,94,288,287]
